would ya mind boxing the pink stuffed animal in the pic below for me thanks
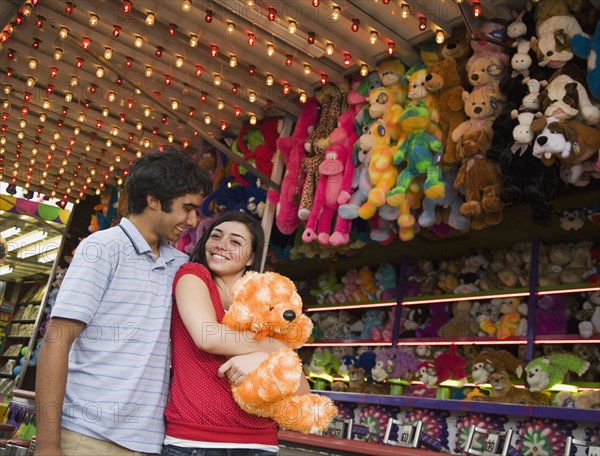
[273,98,319,234]
[302,143,352,244]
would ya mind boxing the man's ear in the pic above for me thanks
[147,194,161,210]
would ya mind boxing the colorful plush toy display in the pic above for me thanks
[222,271,337,433]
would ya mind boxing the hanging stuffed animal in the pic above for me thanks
[273,98,319,234]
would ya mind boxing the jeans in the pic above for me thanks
[161,445,277,456]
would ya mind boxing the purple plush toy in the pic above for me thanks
[535,294,567,335]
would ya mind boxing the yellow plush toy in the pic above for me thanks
[222,271,338,434]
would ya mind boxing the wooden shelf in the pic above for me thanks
[317,391,600,423]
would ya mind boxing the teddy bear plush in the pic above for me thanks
[453,87,504,230]
[470,349,524,384]
[525,353,590,392]
[535,294,568,336]
[438,301,480,338]
[555,390,600,409]
[377,59,407,104]
[472,370,549,405]
[222,271,337,433]
[273,98,319,235]
[424,57,468,166]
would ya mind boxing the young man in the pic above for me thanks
[36,148,212,456]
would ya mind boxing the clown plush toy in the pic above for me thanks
[222,271,337,434]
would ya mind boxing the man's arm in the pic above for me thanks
[35,318,85,456]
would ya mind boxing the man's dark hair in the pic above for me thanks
[125,147,212,214]
[191,211,265,273]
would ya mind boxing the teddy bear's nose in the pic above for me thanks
[283,310,296,322]
[425,74,432,81]
[471,74,479,81]
[537,136,548,146]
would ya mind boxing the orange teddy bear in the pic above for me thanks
[222,271,338,434]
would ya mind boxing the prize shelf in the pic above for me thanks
[316,391,600,423]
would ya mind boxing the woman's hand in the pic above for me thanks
[218,352,269,385]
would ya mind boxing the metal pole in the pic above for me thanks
[525,236,540,363]
[392,255,408,348]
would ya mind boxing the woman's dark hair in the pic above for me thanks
[125,147,212,214]
[190,212,265,273]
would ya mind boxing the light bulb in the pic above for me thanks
[299,91,307,103]
[175,56,184,67]
[104,47,113,60]
[89,14,98,27]
[214,74,222,86]
[54,48,63,61]
[288,21,297,34]
[102,107,109,117]
[182,0,192,12]
[108,91,116,102]
[436,29,445,44]
[332,6,341,21]
[59,27,68,40]
[146,12,155,26]
[28,58,37,70]
[267,44,275,56]
[217,99,225,110]
[266,74,274,86]
[189,34,198,47]
[144,106,151,117]
[134,36,143,47]
[248,91,257,103]
[171,99,179,110]
[360,64,369,77]
[96,67,105,78]
[145,65,153,77]
[229,55,237,67]
[304,64,311,75]
[64,92,73,102]
[326,42,334,55]
[227,22,235,34]
[370,31,378,45]
[204,114,212,125]
[249,115,257,125]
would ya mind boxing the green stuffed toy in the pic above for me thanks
[386,101,445,207]
[525,354,590,392]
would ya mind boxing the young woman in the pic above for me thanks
[163,211,310,456]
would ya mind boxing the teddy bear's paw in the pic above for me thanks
[482,196,502,212]
[460,201,481,217]
[274,394,338,434]
[302,228,318,243]
[235,349,302,404]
